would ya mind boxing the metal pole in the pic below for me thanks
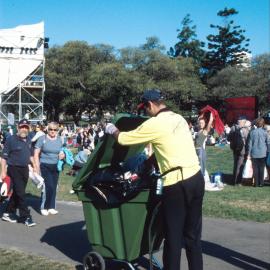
[42,58,45,122]
[19,83,22,121]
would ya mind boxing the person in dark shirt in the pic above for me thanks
[1,119,36,227]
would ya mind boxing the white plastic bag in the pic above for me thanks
[242,159,253,179]
[29,165,44,189]
[264,166,269,180]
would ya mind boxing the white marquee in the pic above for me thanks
[0,22,44,94]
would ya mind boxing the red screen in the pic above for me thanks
[224,96,258,125]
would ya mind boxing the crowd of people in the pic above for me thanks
[189,114,270,187]
[0,120,106,226]
[228,116,270,187]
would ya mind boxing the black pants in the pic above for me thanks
[162,171,205,270]
[6,165,30,221]
[233,153,245,185]
[252,158,266,187]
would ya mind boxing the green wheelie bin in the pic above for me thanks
[72,113,164,270]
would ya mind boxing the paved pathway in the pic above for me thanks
[0,198,269,270]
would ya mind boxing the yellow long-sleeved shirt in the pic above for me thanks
[118,111,200,186]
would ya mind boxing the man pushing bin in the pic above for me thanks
[105,89,205,270]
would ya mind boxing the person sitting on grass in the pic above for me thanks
[67,148,91,176]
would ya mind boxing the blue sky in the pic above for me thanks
[0,0,269,57]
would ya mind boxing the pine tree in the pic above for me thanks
[168,14,205,63]
[204,7,251,74]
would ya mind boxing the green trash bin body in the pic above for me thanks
[77,189,162,261]
[73,113,163,262]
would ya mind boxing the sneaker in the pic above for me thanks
[48,209,58,215]
[2,213,17,223]
[24,217,36,227]
[40,209,49,216]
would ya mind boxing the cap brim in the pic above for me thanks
[18,124,30,128]
[137,103,145,110]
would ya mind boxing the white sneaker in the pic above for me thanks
[40,209,49,216]
[48,209,58,215]
[2,213,17,223]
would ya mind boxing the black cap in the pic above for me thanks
[137,89,164,109]
[238,115,247,121]
[18,119,30,128]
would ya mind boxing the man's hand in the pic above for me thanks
[1,172,7,180]
[0,182,7,196]
[105,123,118,135]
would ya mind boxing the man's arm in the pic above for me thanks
[33,148,41,174]
[1,158,7,179]
[203,113,214,135]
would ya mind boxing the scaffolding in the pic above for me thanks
[0,22,46,127]
[0,62,45,124]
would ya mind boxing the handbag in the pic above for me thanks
[242,159,253,179]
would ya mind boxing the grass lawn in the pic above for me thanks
[204,145,270,223]
[26,145,270,223]
[0,248,74,270]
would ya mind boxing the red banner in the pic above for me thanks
[224,96,258,125]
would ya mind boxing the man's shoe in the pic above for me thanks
[48,209,58,215]
[40,209,49,216]
[2,213,17,223]
[24,217,36,227]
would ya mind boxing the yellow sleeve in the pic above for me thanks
[118,118,159,145]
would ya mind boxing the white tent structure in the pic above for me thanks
[0,22,46,126]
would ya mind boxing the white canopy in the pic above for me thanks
[0,22,44,94]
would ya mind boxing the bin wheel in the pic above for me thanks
[83,251,105,270]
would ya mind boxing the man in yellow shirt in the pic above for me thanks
[105,89,204,270]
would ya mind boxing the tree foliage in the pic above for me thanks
[168,14,205,63]
[204,7,250,75]
[45,37,206,121]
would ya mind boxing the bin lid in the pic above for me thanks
[72,113,148,189]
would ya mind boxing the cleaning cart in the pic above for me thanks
[72,113,164,270]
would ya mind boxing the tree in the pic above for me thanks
[45,41,117,123]
[207,66,254,99]
[140,36,165,52]
[204,7,250,75]
[120,38,207,114]
[251,53,270,112]
[168,14,205,63]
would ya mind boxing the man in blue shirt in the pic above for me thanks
[1,119,36,227]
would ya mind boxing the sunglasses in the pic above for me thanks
[19,125,29,129]
[48,128,58,131]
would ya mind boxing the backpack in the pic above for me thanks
[229,127,244,153]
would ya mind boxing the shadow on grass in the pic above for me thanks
[202,241,270,270]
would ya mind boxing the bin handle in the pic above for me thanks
[148,201,162,270]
